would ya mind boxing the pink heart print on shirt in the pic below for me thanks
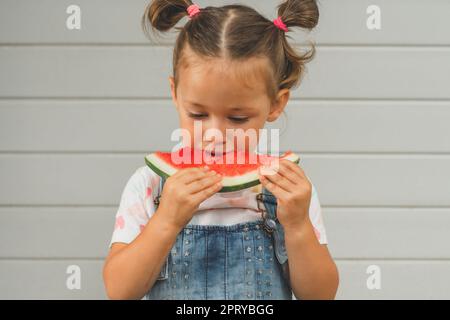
[127,202,147,220]
[146,187,152,199]
[227,196,251,208]
[114,216,125,230]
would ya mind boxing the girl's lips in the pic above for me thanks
[203,149,234,156]
[206,151,231,156]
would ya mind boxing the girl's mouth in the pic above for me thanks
[204,149,234,157]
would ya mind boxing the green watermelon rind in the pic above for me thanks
[144,152,300,193]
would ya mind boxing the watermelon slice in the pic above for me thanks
[145,146,300,193]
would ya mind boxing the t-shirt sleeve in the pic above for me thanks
[109,166,160,248]
[307,181,328,244]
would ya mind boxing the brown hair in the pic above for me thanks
[142,0,319,103]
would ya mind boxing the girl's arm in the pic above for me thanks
[284,219,339,300]
[103,166,222,300]
[103,207,180,300]
[258,160,339,299]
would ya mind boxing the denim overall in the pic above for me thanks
[145,175,293,300]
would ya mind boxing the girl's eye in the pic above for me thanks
[188,113,249,123]
[229,117,249,123]
[188,113,207,119]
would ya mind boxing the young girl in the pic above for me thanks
[103,0,339,300]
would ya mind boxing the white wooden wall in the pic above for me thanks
[0,0,449,299]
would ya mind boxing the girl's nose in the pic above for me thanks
[203,119,227,141]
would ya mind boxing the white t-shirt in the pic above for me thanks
[109,166,328,247]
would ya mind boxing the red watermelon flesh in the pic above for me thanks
[145,146,300,192]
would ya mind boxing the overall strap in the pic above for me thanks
[152,174,169,280]
[153,175,167,208]
[257,187,289,267]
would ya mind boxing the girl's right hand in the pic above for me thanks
[156,166,223,231]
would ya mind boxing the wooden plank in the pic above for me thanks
[325,208,450,259]
[1,207,450,260]
[0,260,106,299]
[0,100,180,152]
[1,0,449,45]
[1,47,449,99]
[1,100,450,152]
[335,260,450,300]
[0,207,113,259]
[1,259,449,299]
[1,154,449,206]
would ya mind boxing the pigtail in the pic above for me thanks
[277,0,319,30]
[273,0,320,90]
[142,0,193,38]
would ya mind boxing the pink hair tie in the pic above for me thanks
[187,4,201,18]
[273,16,288,32]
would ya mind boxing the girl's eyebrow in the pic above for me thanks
[229,106,260,114]
[230,106,251,111]
[186,101,253,112]
[186,101,206,107]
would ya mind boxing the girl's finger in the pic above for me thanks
[187,172,222,194]
[260,169,295,192]
[190,180,223,203]
[260,175,290,199]
[265,161,299,185]
[179,166,211,184]
[281,159,305,179]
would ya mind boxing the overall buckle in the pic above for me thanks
[154,194,161,206]
[256,193,277,234]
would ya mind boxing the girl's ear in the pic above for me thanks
[267,89,290,122]
[169,76,178,109]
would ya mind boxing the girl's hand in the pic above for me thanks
[258,159,312,230]
[157,166,223,231]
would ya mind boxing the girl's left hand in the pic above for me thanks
[258,158,312,230]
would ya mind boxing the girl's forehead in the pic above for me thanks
[178,57,271,101]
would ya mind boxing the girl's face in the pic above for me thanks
[169,56,290,155]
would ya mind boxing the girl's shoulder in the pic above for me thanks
[134,165,161,183]
[123,165,162,199]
